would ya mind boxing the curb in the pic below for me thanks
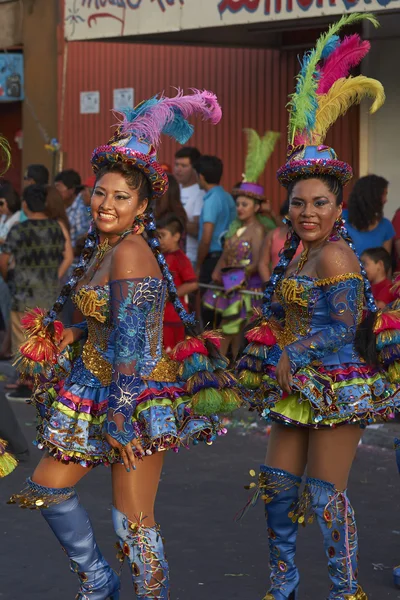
[362,426,400,450]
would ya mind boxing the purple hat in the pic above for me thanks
[232,181,265,202]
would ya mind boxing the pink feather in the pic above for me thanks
[120,89,222,146]
[317,35,371,95]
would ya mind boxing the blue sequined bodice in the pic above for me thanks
[274,273,364,369]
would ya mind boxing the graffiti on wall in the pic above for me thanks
[218,0,398,14]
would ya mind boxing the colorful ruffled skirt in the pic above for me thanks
[31,353,226,467]
[203,273,263,335]
[242,361,400,428]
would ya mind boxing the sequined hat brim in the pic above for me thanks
[277,159,353,188]
[91,145,168,199]
[231,187,264,203]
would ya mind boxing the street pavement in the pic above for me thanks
[1,373,400,599]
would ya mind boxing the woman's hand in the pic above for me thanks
[276,350,293,394]
[104,434,145,472]
[58,327,85,353]
[212,269,222,284]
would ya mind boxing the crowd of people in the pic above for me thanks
[1,13,400,600]
[0,151,399,398]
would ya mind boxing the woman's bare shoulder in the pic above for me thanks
[111,235,161,280]
[317,239,360,279]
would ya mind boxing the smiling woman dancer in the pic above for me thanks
[8,91,241,600]
[237,14,400,600]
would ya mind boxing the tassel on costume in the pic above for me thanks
[373,285,400,382]
[0,438,18,477]
[13,308,64,376]
[171,331,242,416]
[236,319,277,391]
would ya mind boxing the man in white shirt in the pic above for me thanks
[174,147,204,267]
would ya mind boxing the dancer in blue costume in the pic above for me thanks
[8,91,241,600]
[237,14,400,600]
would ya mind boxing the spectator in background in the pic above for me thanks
[361,246,394,308]
[392,207,400,272]
[0,184,65,400]
[258,198,303,283]
[154,173,187,229]
[157,214,198,353]
[174,146,204,266]
[194,155,236,325]
[23,163,49,187]
[80,174,96,208]
[344,175,395,256]
[44,185,74,281]
[0,182,21,360]
[55,169,90,247]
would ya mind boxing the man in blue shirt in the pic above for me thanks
[194,155,236,326]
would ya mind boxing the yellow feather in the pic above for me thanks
[314,76,385,143]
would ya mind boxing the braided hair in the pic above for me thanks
[44,162,197,334]
[262,174,379,365]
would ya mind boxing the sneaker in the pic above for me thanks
[5,385,32,401]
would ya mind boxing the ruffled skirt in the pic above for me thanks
[31,357,226,467]
[203,275,262,335]
[243,362,400,428]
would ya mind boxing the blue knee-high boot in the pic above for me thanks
[112,506,169,599]
[259,465,302,600]
[297,477,366,600]
[9,478,120,600]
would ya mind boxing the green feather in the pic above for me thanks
[243,129,280,183]
[288,12,379,144]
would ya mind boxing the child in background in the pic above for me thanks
[361,246,394,308]
[157,214,198,353]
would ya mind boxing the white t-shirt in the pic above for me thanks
[179,183,204,264]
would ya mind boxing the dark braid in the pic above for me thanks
[145,213,197,333]
[44,221,98,326]
[262,224,301,318]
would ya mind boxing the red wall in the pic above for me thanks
[58,41,359,210]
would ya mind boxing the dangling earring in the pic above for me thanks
[330,215,345,241]
[131,213,147,235]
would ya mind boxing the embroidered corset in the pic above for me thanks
[73,285,113,385]
[224,237,252,268]
[274,273,364,372]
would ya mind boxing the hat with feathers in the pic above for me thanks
[92,89,222,198]
[277,13,385,187]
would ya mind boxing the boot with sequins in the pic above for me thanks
[259,465,302,600]
[296,477,367,600]
[9,478,120,600]
[112,506,169,599]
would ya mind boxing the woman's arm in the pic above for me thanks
[0,252,10,280]
[106,239,160,450]
[177,281,198,296]
[383,238,393,255]
[258,230,273,283]
[211,251,227,283]
[246,225,265,275]
[58,221,74,280]
[284,243,362,374]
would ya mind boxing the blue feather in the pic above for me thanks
[321,35,340,59]
[162,109,194,144]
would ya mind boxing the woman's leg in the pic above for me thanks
[302,425,364,600]
[257,424,309,600]
[111,453,168,599]
[10,454,119,600]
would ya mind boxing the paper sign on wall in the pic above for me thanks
[80,91,100,114]
[113,88,134,110]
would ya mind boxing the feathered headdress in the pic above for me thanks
[92,89,222,198]
[277,13,385,187]
[232,129,280,202]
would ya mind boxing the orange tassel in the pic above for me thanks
[201,330,223,349]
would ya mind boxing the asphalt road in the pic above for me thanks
[1,397,400,600]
